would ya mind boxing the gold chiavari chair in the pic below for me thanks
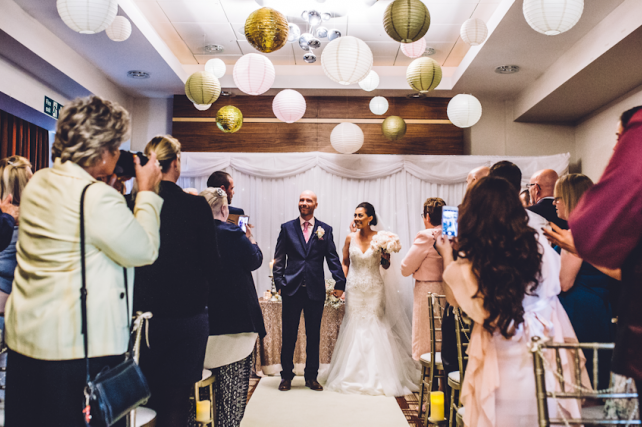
[448,308,471,427]
[419,293,447,425]
[530,336,641,426]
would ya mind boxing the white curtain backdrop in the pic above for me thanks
[178,151,570,303]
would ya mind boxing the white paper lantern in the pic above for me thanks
[523,0,584,36]
[233,54,275,95]
[369,96,389,115]
[400,38,426,58]
[321,36,373,86]
[273,89,306,123]
[57,0,118,34]
[193,103,212,111]
[447,94,482,128]
[460,18,488,46]
[330,122,364,154]
[358,70,379,92]
[205,58,226,79]
[105,16,132,42]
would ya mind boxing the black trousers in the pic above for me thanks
[280,287,325,381]
[4,348,126,427]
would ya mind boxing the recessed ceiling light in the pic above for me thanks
[127,70,150,79]
[423,47,436,56]
[495,65,520,74]
[204,44,224,53]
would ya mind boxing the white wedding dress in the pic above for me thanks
[320,234,420,396]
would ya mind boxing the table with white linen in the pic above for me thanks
[254,298,345,376]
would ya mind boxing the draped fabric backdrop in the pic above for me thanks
[178,151,570,311]
[0,109,50,171]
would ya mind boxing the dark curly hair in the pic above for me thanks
[457,176,542,339]
[356,202,377,226]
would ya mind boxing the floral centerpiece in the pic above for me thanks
[324,278,344,309]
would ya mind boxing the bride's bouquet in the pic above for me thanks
[370,231,402,254]
[324,278,344,309]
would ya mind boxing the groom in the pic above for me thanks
[273,190,346,391]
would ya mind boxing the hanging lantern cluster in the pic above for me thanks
[321,36,373,85]
[331,123,364,154]
[460,18,488,46]
[273,90,307,123]
[447,94,483,128]
[358,70,380,92]
[523,0,584,36]
[406,57,442,93]
[382,116,407,141]
[400,38,427,59]
[216,106,243,133]
[105,16,132,42]
[288,9,343,64]
[57,0,118,34]
[205,58,226,79]
[244,7,289,53]
[383,0,431,43]
[185,71,221,106]
[233,54,275,95]
[370,97,389,116]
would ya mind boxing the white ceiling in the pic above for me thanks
[133,0,501,67]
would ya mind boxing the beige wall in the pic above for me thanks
[575,83,642,182]
[464,96,577,170]
[130,98,173,151]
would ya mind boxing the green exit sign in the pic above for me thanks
[44,96,63,119]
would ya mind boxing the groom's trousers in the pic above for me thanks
[280,287,325,381]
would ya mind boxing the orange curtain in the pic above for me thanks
[0,109,50,171]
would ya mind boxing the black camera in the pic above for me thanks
[114,150,148,177]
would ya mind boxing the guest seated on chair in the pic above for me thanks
[201,187,266,427]
[4,95,163,427]
[134,135,219,427]
[554,173,619,389]
[207,170,244,215]
[435,176,588,427]
[401,197,446,361]
[0,156,32,320]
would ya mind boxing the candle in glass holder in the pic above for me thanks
[429,391,445,421]
[195,400,211,422]
[269,259,274,275]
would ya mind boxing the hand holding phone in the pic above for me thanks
[238,215,250,233]
[441,206,459,237]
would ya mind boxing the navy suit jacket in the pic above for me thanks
[273,218,346,302]
[229,206,244,215]
[528,198,568,229]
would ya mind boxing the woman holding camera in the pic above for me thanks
[4,96,163,427]
[134,136,219,427]
[200,187,265,427]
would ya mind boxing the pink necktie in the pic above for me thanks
[303,221,310,243]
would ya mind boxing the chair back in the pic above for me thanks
[454,308,472,381]
[530,337,640,426]
[427,293,446,362]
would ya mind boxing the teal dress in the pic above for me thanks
[558,261,616,389]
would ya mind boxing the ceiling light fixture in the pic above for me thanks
[127,71,150,79]
[204,44,224,53]
[423,47,436,56]
[495,65,520,74]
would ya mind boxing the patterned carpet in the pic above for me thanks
[246,377,423,427]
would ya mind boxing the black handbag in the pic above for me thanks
[79,183,151,426]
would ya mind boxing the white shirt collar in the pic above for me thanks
[300,217,315,228]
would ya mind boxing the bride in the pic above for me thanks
[320,202,420,396]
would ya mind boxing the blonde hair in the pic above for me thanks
[200,187,228,218]
[0,156,32,206]
[144,135,181,173]
[423,197,446,225]
[52,96,130,167]
[554,174,594,217]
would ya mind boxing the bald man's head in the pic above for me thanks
[466,166,490,188]
[529,169,559,203]
[298,190,318,219]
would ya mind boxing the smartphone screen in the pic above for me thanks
[238,215,249,233]
[441,206,459,237]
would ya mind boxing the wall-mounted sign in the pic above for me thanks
[44,96,63,119]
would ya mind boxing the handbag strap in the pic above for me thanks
[79,183,132,386]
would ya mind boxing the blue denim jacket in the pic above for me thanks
[0,227,18,294]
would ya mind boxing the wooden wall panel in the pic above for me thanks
[172,95,463,155]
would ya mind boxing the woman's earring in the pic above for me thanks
[102,160,106,165]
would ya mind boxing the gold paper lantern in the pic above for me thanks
[406,57,442,93]
[244,7,289,53]
[382,116,406,141]
[185,71,221,105]
[216,106,243,134]
[383,0,431,43]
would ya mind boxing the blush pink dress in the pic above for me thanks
[401,227,444,360]
[442,242,590,427]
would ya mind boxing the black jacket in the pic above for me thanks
[527,198,568,229]
[208,220,266,337]
[134,181,218,318]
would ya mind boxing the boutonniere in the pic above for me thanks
[316,227,325,240]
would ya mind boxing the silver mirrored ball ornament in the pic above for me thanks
[315,26,328,38]
[328,29,342,41]
[303,52,317,63]
[299,33,313,51]
[308,37,321,49]
[322,12,332,21]
[287,23,301,43]
[308,10,322,26]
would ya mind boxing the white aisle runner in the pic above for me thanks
[241,377,409,427]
